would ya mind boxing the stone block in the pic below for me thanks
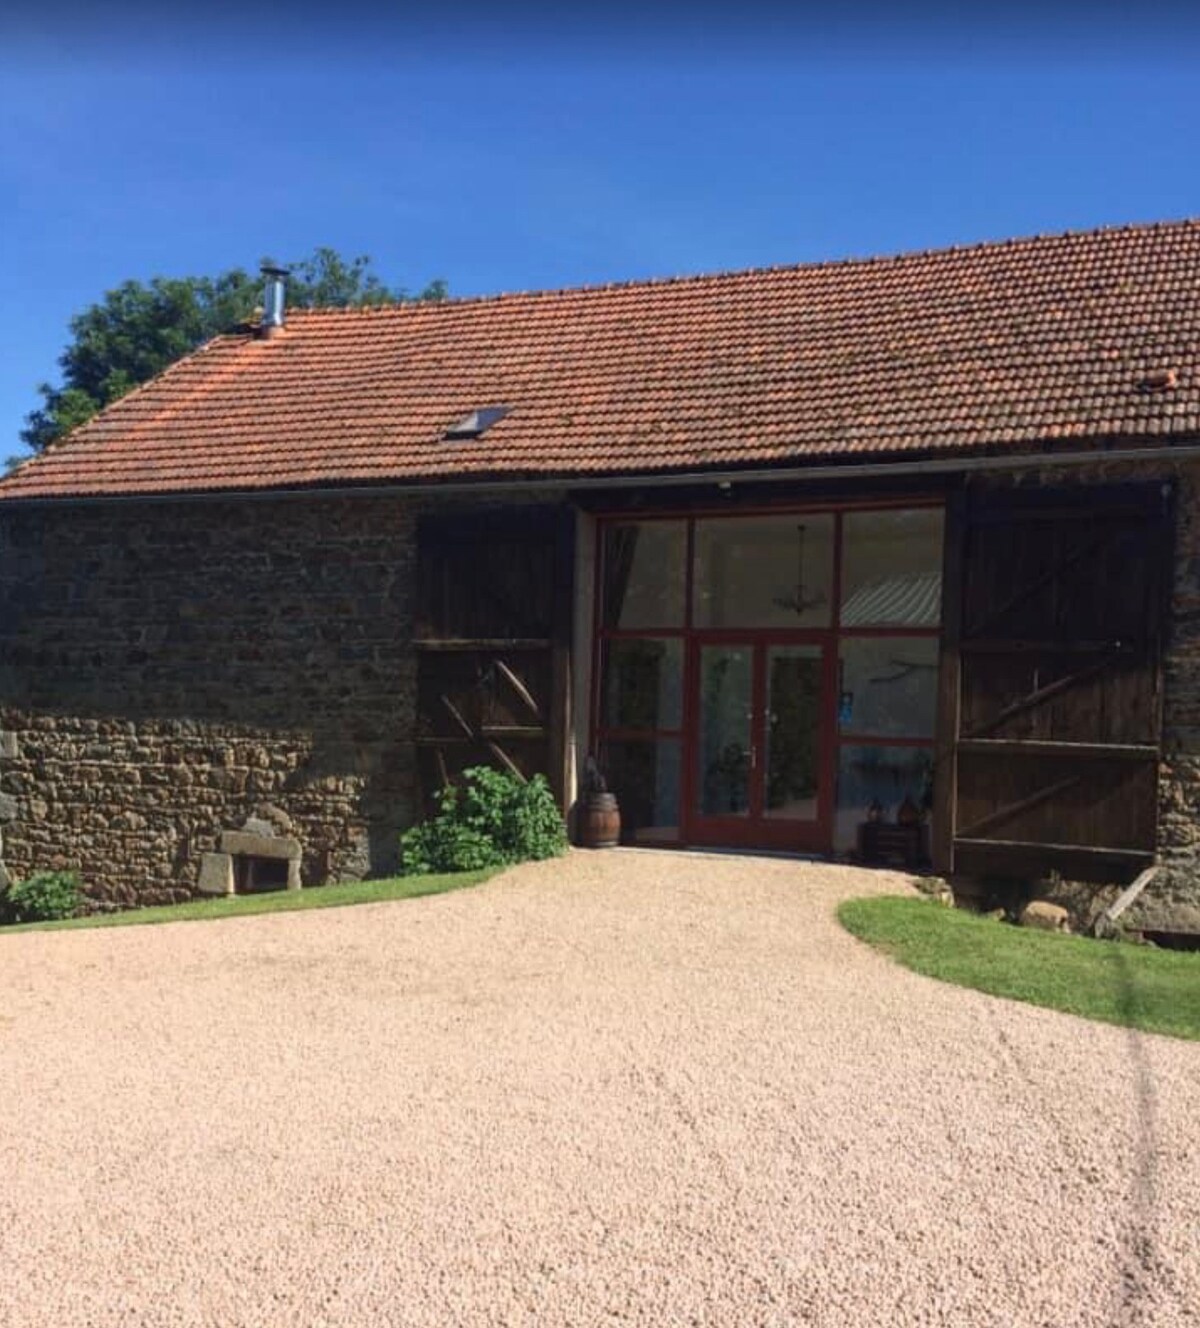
[0,859,9,891]
[197,852,234,896]
[219,830,301,861]
[1019,900,1070,932]
[0,732,18,760]
[0,793,16,823]
[255,802,294,834]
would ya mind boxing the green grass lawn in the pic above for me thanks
[1,870,496,935]
[838,895,1200,1042]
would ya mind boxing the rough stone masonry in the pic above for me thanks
[0,493,419,906]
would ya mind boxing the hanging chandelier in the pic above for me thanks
[772,523,828,616]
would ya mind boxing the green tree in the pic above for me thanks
[19,248,447,455]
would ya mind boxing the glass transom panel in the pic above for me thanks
[601,521,686,629]
[840,509,943,627]
[693,515,834,629]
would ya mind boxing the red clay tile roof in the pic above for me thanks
[4,219,1200,501]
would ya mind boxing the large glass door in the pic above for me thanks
[689,637,829,849]
[594,505,943,853]
[763,644,823,824]
[695,642,755,821]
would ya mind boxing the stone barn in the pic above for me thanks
[2,219,1199,929]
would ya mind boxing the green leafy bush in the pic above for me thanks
[400,766,567,875]
[3,870,81,923]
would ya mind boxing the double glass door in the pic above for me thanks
[690,637,830,849]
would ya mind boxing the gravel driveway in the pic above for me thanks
[1,851,1197,1327]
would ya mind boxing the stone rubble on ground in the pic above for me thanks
[1019,899,1071,932]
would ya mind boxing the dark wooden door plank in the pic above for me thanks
[956,775,1082,841]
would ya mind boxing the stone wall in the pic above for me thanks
[0,492,423,905]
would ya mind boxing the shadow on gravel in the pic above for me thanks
[1110,946,1173,1326]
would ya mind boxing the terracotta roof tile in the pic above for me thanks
[3,219,1200,501]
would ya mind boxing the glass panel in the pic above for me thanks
[696,644,753,816]
[694,515,834,628]
[600,639,683,732]
[838,637,938,738]
[840,509,944,627]
[601,521,686,629]
[599,738,682,844]
[835,745,934,853]
[764,645,822,820]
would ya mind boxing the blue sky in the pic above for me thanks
[2,4,1199,455]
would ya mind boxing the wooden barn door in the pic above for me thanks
[414,506,574,812]
[936,482,1171,882]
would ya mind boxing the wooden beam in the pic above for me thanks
[439,693,475,741]
[966,482,1162,523]
[1095,866,1161,936]
[954,837,1153,862]
[546,505,576,812]
[968,504,1155,525]
[414,638,552,652]
[960,639,1138,656]
[494,658,543,719]
[955,837,1154,886]
[957,739,1158,761]
[956,776,1082,840]
[964,654,1117,740]
[485,740,526,781]
[931,487,965,875]
[1149,483,1175,861]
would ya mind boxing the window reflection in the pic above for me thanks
[696,644,753,815]
[835,746,934,853]
[840,510,943,627]
[838,637,938,739]
[601,639,683,732]
[599,739,682,844]
[601,522,686,629]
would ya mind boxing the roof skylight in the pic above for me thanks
[444,405,511,440]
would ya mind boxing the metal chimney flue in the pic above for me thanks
[260,264,290,337]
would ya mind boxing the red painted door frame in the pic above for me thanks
[683,629,836,852]
[590,498,944,855]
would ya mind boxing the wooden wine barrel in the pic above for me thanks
[578,793,621,848]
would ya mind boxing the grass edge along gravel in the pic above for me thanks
[838,894,1200,1042]
[1,869,496,934]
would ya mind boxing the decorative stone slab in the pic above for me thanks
[197,852,234,896]
[0,732,18,760]
[219,831,301,861]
